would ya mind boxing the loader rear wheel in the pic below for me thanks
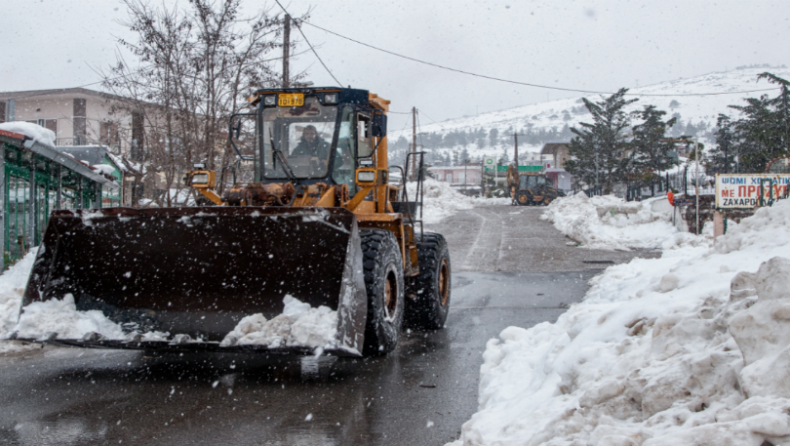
[516,191,532,206]
[405,233,451,330]
[360,229,405,356]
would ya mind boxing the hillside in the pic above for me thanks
[389,66,790,164]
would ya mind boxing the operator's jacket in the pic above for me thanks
[291,137,330,159]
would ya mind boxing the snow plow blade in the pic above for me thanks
[17,207,368,357]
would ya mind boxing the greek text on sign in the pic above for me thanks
[715,173,790,208]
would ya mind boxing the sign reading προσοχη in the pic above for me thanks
[715,173,790,208]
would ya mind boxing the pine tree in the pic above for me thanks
[498,147,509,165]
[489,128,499,147]
[708,114,736,173]
[629,105,678,194]
[564,88,638,193]
[459,147,471,165]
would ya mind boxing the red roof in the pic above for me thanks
[0,128,26,141]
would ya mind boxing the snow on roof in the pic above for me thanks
[0,121,56,146]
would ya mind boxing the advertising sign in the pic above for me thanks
[484,157,496,171]
[495,165,543,172]
[715,173,790,208]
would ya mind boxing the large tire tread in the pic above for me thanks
[360,229,404,356]
[405,232,451,330]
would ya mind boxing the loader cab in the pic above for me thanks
[519,174,547,190]
[250,87,381,193]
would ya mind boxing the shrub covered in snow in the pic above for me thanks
[450,199,790,446]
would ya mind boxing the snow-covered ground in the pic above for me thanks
[450,199,790,446]
[542,193,707,251]
[407,178,510,225]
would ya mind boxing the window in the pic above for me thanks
[100,121,119,146]
[332,106,356,191]
[262,97,337,179]
[357,114,372,158]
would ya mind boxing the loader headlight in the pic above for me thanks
[324,93,338,104]
[263,95,277,106]
[192,173,209,185]
[357,171,376,183]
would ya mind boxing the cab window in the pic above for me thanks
[357,114,373,158]
[332,106,356,192]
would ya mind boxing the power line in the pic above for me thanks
[302,20,780,98]
[419,109,441,125]
[274,1,343,86]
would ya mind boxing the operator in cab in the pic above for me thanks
[291,125,330,158]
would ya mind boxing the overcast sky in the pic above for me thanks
[2,0,790,130]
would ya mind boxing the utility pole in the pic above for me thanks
[513,132,519,168]
[411,107,417,181]
[695,137,700,235]
[282,14,291,88]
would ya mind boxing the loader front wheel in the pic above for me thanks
[405,233,451,330]
[360,229,405,356]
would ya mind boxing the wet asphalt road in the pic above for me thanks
[0,206,658,446]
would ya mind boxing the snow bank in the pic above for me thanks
[450,199,790,446]
[406,178,510,224]
[0,121,57,147]
[221,295,338,350]
[0,250,39,353]
[542,192,705,251]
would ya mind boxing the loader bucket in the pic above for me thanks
[16,207,368,356]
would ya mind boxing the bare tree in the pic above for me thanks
[102,0,306,206]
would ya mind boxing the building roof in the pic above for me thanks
[0,130,119,188]
[540,142,570,155]
[0,87,130,102]
[59,145,109,165]
[428,166,483,171]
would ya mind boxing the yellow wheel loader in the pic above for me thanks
[506,165,564,206]
[13,87,451,357]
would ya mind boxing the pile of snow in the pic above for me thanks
[221,295,338,350]
[406,178,510,224]
[450,199,790,446]
[0,251,39,353]
[14,294,126,340]
[0,121,57,147]
[91,164,116,176]
[542,192,706,251]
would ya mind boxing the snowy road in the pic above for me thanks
[0,206,658,446]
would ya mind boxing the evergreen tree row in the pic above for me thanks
[564,89,680,194]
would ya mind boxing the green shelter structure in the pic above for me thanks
[0,125,120,270]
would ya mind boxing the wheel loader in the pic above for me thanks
[506,165,564,206]
[12,87,451,357]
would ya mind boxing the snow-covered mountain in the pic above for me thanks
[390,66,790,162]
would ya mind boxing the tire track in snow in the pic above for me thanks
[460,208,503,272]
